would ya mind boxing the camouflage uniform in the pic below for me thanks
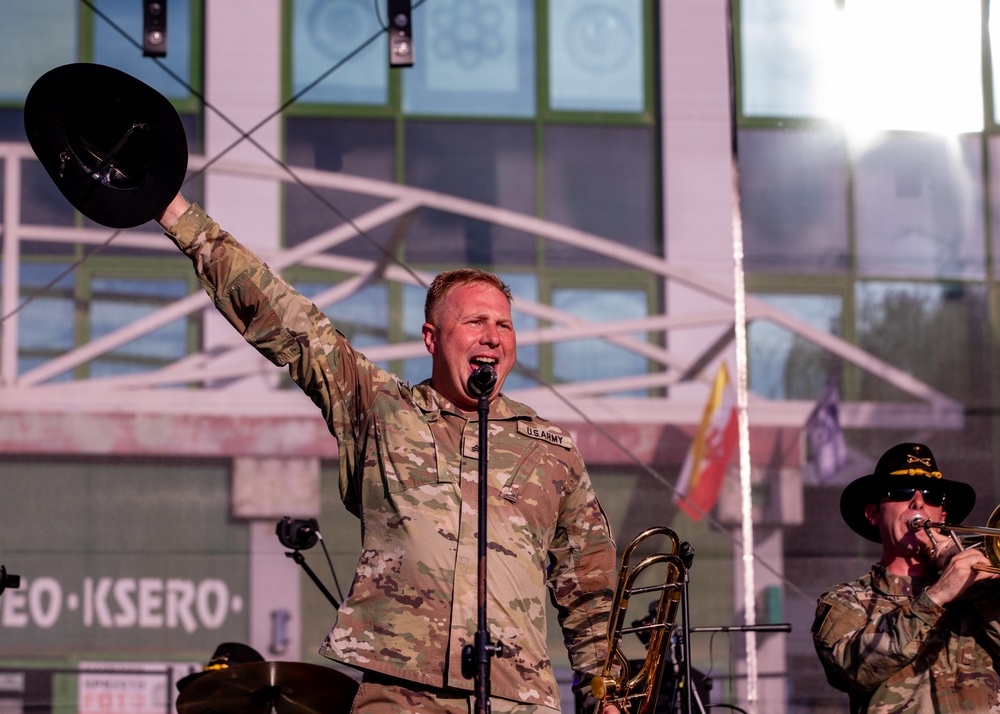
[167,204,616,710]
[812,562,1000,713]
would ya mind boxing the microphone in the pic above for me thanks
[276,517,320,550]
[467,364,497,398]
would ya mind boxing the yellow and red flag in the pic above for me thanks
[674,363,739,521]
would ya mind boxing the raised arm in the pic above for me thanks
[157,193,191,231]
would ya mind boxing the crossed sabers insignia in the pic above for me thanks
[907,455,933,468]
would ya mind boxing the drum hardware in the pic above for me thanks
[175,660,358,714]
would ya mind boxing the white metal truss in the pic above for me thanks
[0,144,964,431]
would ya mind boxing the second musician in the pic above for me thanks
[812,442,1000,713]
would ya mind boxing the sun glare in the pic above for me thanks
[835,0,983,145]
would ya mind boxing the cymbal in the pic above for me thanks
[176,661,359,714]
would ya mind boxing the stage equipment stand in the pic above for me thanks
[461,365,503,714]
[276,516,340,609]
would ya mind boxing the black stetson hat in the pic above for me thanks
[840,442,976,543]
[176,642,264,692]
[23,63,188,229]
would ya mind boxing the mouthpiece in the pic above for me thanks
[908,514,929,530]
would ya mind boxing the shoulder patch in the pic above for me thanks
[518,421,573,449]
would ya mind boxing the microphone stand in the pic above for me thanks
[284,550,340,610]
[461,366,502,714]
[685,622,791,714]
[276,517,340,610]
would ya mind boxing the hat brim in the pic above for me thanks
[840,473,976,543]
[175,670,205,692]
[24,63,188,229]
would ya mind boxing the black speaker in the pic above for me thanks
[387,0,413,67]
[143,0,167,57]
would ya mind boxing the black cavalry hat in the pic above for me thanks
[23,63,188,229]
[176,642,265,692]
[840,442,976,543]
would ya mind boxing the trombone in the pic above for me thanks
[908,503,1000,573]
[591,525,689,714]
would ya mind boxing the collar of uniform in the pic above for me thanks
[411,380,536,421]
[870,562,931,598]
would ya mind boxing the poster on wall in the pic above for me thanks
[0,462,250,654]
[78,661,199,714]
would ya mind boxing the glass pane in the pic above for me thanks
[403,0,535,117]
[748,293,842,400]
[551,288,647,395]
[742,0,983,132]
[740,128,849,273]
[853,133,985,280]
[21,263,75,290]
[402,283,431,385]
[284,118,397,260]
[90,278,190,363]
[18,355,73,383]
[548,0,644,112]
[20,161,78,229]
[543,125,654,267]
[0,1,77,102]
[92,0,194,101]
[403,121,537,265]
[856,281,989,404]
[291,0,387,105]
[90,303,188,360]
[19,297,75,351]
[740,0,842,118]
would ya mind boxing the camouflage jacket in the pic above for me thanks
[812,563,1000,713]
[167,204,616,708]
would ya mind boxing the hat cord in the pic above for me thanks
[88,122,149,184]
[888,468,943,479]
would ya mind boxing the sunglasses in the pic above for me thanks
[883,487,945,507]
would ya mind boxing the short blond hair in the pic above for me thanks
[424,269,512,324]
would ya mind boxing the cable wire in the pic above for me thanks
[5,0,814,614]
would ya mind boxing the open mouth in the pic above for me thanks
[470,357,497,371]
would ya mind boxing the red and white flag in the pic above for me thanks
[674,363,739,521]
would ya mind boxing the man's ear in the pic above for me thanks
[422,322,436,355]
[864,503,879,527]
